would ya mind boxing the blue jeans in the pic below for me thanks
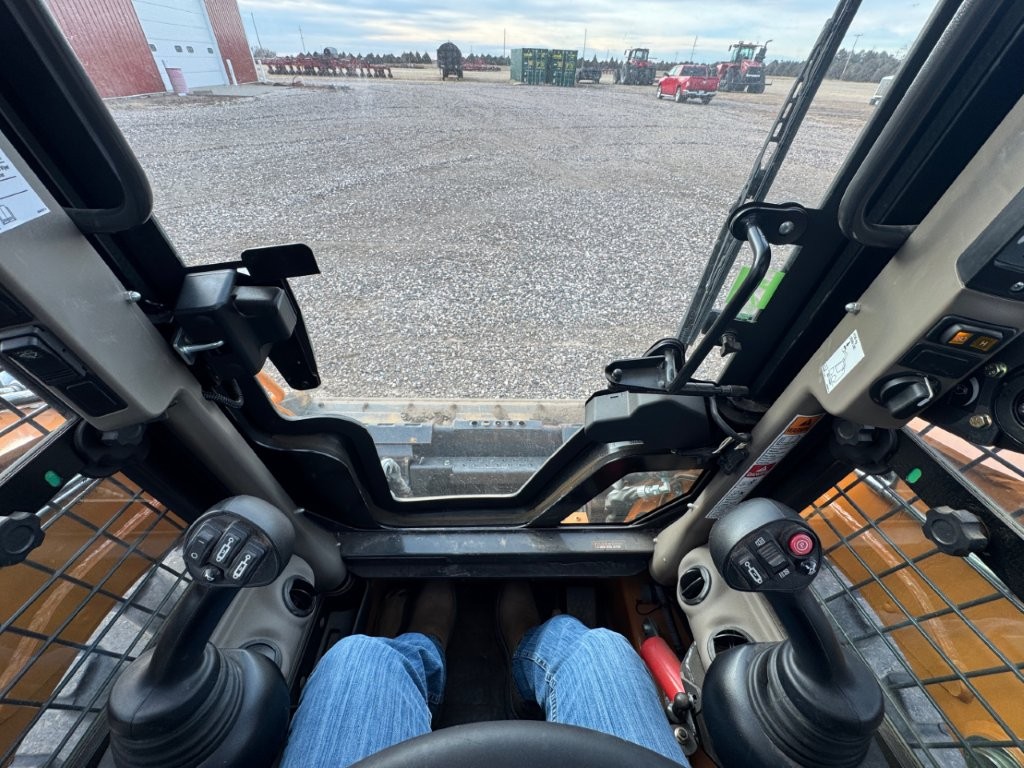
[281,615,689,767]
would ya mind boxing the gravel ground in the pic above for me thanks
[108,77,874,400]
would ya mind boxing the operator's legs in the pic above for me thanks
[513,614,689,766]
[280,632,445,768]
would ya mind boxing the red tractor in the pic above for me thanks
[715,40,770,93]
[613,48,656,85]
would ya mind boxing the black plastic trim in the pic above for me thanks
[214,376,712,530]
[338,529,655,578]
[0,422,84,512]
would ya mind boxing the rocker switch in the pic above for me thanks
[184,523,220,566]
[212,524,249,566]
[732,548,766,588]
[227,542,265,585]
[755,538,787,571]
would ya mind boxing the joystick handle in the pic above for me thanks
[703,498,883,767]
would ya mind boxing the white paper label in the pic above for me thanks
[0,148,49,235]
[821,329,865,394]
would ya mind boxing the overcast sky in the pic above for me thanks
[238,0,938,61]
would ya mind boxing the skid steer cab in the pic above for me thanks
[1,0,1024,767]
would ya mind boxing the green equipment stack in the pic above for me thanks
[510,48,578,86]
[548,49,577,86]
[510,48,549,85]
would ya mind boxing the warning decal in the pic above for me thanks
[0,147,49,235]
[708,413,824,518]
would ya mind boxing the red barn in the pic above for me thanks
[44,0,258,98]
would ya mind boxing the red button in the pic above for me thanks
[788,533,814,556]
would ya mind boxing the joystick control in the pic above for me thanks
[701,498,883,767]
[107,496,296,768]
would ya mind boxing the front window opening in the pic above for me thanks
[681,7,918,374]
[104,1,935,499]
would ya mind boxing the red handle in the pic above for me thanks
[640,636,685,699]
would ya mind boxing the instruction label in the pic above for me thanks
[821,329,865,394]
[708,413,824,518]
[0,147,49,235]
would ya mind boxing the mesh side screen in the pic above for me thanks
[911,419,1024,536]
[0,371,68,482]
[802,472,1024,768]
[0,473,189,767]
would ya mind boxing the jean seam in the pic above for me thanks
[423,634,446,707]
[513,649,549,703]
[545,671,558,721]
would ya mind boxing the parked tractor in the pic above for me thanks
[715,40,769,93]
[613,48,656,85]
[436,41,463,80]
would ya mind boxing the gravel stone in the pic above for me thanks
[108,79,869,400]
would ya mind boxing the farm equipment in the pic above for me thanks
[613,48,656,85]
[262,53,392,78]
[436,42,463,80]
[576,59,602,83]
[463,56,500,72]
[715,40,769,93]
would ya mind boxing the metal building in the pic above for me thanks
[44,0,257,98]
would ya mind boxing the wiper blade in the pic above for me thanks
[677,0,862,345]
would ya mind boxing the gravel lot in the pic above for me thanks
[108,75,875,400]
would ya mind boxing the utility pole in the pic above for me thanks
[840,33,862,80]
[299,26,306,53]
[582,28,587,59]
[690,35,698,61]
[250,12,263,50]
[503,28,506,58]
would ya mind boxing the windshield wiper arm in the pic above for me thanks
[676,0,862,346]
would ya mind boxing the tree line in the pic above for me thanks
[252,47,436,64]
[252,48,524,66]
[764,48,902,82]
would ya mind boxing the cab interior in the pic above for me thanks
[1,0,1024,766]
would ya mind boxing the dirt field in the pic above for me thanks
[108,72,879,400]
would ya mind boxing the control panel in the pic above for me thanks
[182,496,295,588]
[924,329,1024,450]
[896,315,1014,379]
[709,498,822,593]
[0,325,126,417]
[870,315,1016,420]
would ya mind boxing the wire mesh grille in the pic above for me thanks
[0,472,189,767]
[802,467,1024,768]
[910,418,1024,536]
[0,370,69,482]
